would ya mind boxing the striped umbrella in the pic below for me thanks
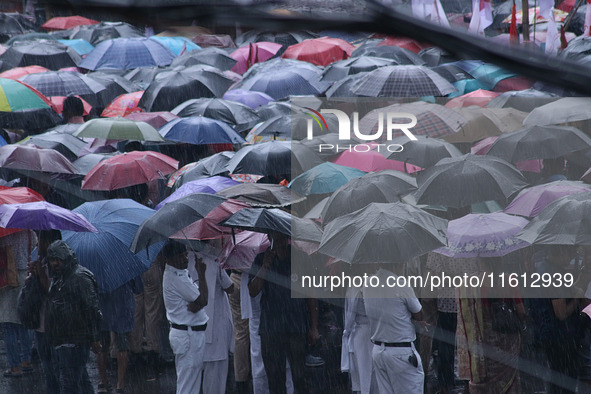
[0,78,61,130]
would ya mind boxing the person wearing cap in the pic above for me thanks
[45,240,103,394]
[161,240,209,394]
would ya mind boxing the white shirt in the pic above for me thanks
[163,264,209,326]
[363,268,422,343]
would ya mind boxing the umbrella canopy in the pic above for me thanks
[101,91,144,117]
[350,45,425,65]
[430,64,473,82]
[131,193,238,252]
[171,98,259,132]
[217,183,305,207]
[0,77,61,131]
[288,162,365,196]
[0,65,49,80]
[320,170,418,223]
[79,37,175,71]
[465,63,518,90]
[319,202,447,264]
[217,231,270,270]
[57,39,94,56]
[156,176,238,209]
[0,40,81,70]
[321,56,396,81]
[325,73,366,98]
[352,65,456,97]
[138,65,233,112]
[449,79,489,97]
[255,101,292,121]
[419,47,455,66]
[0,145,79,174]
[72,152,118,175]
[445,89,500,108]
[386,136,462,168]
[434,212,529,258]
[231,42,282,74]
[82,151,178,191]
[23,132,87,161]
[377,36,432,53]
[167,151,235,189]
[486,125,591,163]
[74,117,163,141]
[5,32,54,46]
[0,186,44,238]
[0,13,30,41]
[0,201,97,232]
[225,140,323,177]
[332,144,422,173]
[20,71,106,104]
[124,111,178,129]
[486,89,559,112]
[517,192,591,245]
[281,37,354,66]
[158,116,246,145]
[235,30,318,53]
[245,113,338,143]
[171,47,237,70]
[504,180,591,217]
[62,199,162,293]
[87,72,140,108]
[69,21,143,46]
[523,98,591,127]
[42,16,99,31]
[149,36,200,56]
[414,154,528,208]
[446,106,527,144]
[222,89,273,109]
[192,34,236,49]
[49,95,92,116]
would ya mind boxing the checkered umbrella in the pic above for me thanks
[321,56,396,81]
[20,71,106,102]
[352,65,456,97]
[79,37,175,71]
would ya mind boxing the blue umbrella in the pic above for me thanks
[449,79,490,98]
[223,89,273,109]
[288,162,366,196]
[159,116,246,145]
[149,36,201,56]
[79,37,176,71]
[156,176,239,209]
[61,199,163,293]
[57,39,95,56]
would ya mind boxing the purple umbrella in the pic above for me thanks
[155,176,239,210]
[504,180,591,218]
[434,212,529,258]
[0,201,98,232]
[223,89,273,109]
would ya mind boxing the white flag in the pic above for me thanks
[431,0,451,27]
[585,0,591,37]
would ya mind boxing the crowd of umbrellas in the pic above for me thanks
[0,10,590,296]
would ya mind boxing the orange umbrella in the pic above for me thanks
[101,91,144,117]
[282,37,354,66]
[445,89,500,108]
[0,66,49,80]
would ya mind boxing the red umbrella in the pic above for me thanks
[101,91,144,117]
[493,76,534,93]
[49,95,92,115]
[0,186,45,238]
[282,37,355,66]
[231,42,282,74]
[0,145,79,174]
[445,89,500,108]
[41,16,99,31]
[0,66,49,80]
[124,111,178,129]
[81,151,179,191]
[377,36,432,53]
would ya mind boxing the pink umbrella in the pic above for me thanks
[124,111,178,129]
[332,143,422,173]
[472,136,541,172]
[445,89,500,108]
[376,36,432,53]
[282,37,355,66]
[49,95,92,115]
[231,42,283,74]
[218,231,270,270]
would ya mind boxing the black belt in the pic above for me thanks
[372,340,411,347]
[170,323,207,331]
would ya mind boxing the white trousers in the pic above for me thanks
[372,343,424,394]
[350,323,376,394]
[198,359,229,394]
[169,328,205,394]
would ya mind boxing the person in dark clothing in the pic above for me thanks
[62,96,85,124]
[45,240,103,394]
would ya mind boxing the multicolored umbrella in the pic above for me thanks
[101,91,144,117]
[82,151,178,191]
[0,65,49,80]
[282,37,354,66]
[0,201,97,232]
[0,78,61,130]
[155,176,239,210]
[74,117,163,141]
[231,42,282,74]
[504,181,591,217]
[41,15,99,31]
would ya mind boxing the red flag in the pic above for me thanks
[179,41,187,56]
[560,25,568,49]
[510,2,519,45]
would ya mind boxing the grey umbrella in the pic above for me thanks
[171,98,260,132]
[321,170,418,223]
[386,136,462,168]
[485,89,559,112]
[350,45,425,65]
[325,73,366,98]
[318,202,447,264]
[122,66,170,90]
[321,56,397,81]
[255,102,292,121]
[517,192,591,245]
[69,21,143,46]
[413,154,529,208]
[0,40,81,70]
[217,183,305,207]
[21,71,107,108]
[248,113,340,142]
[169,151,235,190]
[170,47,237,70]
[87,72,141,109]
[25,132,88,162]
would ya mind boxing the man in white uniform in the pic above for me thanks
[161,240,209,394]
[363,264,425,394]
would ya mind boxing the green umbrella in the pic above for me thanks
[73,117,164,141]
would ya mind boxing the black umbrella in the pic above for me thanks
[170,47,237,71]
[171,98,260,132]
[321,56,396,82]
[86,72,141,110]
[418,47,456,67]
[318,202,447,264]
[350,45,425,65]
[24,132,88,162]
[0,13,31,43]
[413,154,529,208]
[122,66,169,90]
[0,40,81,70]
[430,64,473,83]
[255,102,292,121]
[5,32,56,45]
[385,136,463,168]
[138,65,233,112]
[216,183,306,207]
[485,89,559,112]
[69,21,143,46]
[486,125,591,164]
[325,73,366,98]
[225,140,324,178]
[219,207,323,242]
[169,151,235,190]
[321,170,418,223]
[235,30,318,55]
